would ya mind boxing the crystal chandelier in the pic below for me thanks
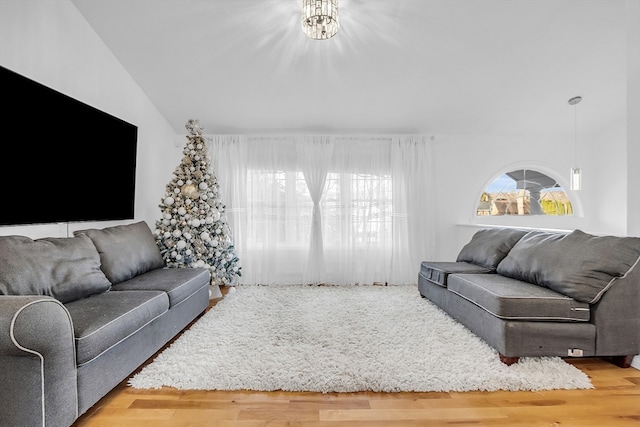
[302,0,339,40]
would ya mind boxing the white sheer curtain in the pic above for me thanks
[322,137,393,284]
[296,136,334,284]
[247,137,310,284]
[207,134,433,285]
[208,135,246,258]
[390,136,435,282]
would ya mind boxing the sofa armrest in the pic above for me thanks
[590,260,640,357]
[0,296,78,427]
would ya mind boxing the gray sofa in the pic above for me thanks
[0,221,210,427]
[418,228,640,366]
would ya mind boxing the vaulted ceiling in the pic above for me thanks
[71,0,628,136]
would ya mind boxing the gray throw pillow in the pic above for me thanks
[456,228,529,269]
[74,221,164,285]
[496,229,640,303]
[0,234,112,303]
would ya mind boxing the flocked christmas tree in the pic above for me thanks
[155,119,241,290]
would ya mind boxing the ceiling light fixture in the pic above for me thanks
[302,0,339,40]
[569,96,582,191]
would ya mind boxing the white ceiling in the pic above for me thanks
[71,0,629,136]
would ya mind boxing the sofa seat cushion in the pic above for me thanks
[419,261,492,287]
[447,274,590,322]
[74,221,165,285]
[64,290,169,365]
[111,267,210,307]
[0,234,112,303]
[456,228,529,269]
[497,229,640,303]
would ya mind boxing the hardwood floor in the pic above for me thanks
[73,293,640,427]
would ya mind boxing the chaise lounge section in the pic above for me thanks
[418,228,640,366]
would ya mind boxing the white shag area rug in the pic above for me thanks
[129,285,593,392]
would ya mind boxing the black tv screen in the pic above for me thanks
[0,66,137,226]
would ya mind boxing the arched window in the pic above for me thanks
[477,169,573,216]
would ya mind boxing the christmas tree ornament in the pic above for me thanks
[155,119,242,294]
[181,183,198,198]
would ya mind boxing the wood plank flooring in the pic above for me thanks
[73,293,640,427]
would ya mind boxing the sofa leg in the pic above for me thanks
[601,355,634,368]
[499,354,519,366]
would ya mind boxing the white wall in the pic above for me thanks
[430,2,639,261]
[430,127,628,260]
[627,0,640,238]
[590,119,628,236]
[0,0,180,238]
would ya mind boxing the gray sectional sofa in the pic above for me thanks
[418,228,640,366]
[0,221,210,427]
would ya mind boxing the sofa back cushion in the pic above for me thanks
[0,234,112,302]
[496,229,640,303]
[75,221,164,285]
[456,228,529,270]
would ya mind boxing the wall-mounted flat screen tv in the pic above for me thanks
[0,65,138,226]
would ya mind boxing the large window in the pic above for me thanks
[246,171,393,249]
[477,169,573,216]
[247,170,312,248]
[322,172,393,247]
[209,135,433,285]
